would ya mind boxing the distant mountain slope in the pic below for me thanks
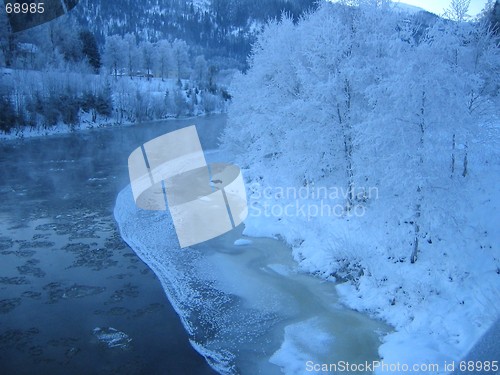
[69,0,318,67]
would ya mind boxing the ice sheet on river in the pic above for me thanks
[114,185,387,374]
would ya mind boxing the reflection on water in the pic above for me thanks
[0,116,224,375]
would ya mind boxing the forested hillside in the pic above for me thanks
[61,0,318,67]
[0,0,319,136]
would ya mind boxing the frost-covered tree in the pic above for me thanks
[156,40,172,81]
[221,1,498,264]
[48,17,83,64]
[171,39,191,79]
[444,0,471,21]
[489,0,500,33]
[224,1,400,203]
[124,33,141,77]
[191,55,209,87]
[103,35,125,78]
[140,41,156,79]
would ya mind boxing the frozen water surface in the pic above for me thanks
[114,165,391,375]
[0,116,222,374]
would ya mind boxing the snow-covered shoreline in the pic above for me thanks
[240,177,499,374]
[233,122,499,374]
[0,112,224,141]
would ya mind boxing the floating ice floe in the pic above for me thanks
[93,327,132,349]
[233,238,253,246]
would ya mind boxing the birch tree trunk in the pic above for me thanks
[336,78,355,211]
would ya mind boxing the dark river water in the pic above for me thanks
[0,116,224,375]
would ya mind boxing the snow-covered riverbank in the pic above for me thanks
[217,3,499,372]
[238,159,499,374]
[0,113,224,141]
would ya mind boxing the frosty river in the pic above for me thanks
[0,117,220,374]
[1,115,390,374]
